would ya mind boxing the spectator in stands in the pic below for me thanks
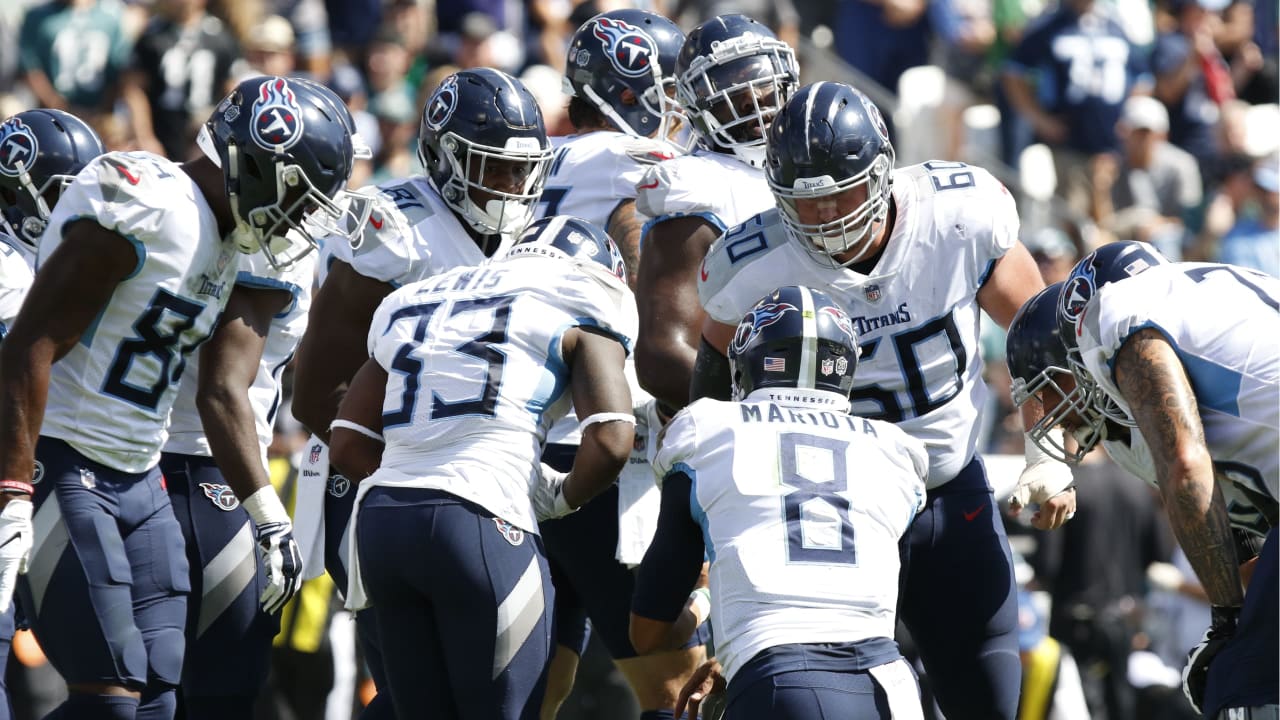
[1027,225,1080,285]
[1190,151,1254,260]
[1091,96,1203,260]
[673,0,801,50]
[1002,0,1149,218]
[834,0,990,98]
[1218,157,1279,276]
[244,15,297,79]
[266,0,332,78]
[18,0,132,117]
[1016,590,1092,719]
[1031,463,1175,720]
[1152,0,1234,172]
[120,0,241,158]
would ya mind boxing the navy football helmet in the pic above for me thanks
[418,68,553,237]
[1057,241,1169,426]
[0,109,105,250]
[729,285,859,403]
[1006,283,1108,463]
[206,75,355,269]
[502,215,626,287]
[565,9,685,138]
[767,82,895,267]
[675,14,799,168]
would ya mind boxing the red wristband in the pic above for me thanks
[0,480,33,496]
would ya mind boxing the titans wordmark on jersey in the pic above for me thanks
[655,395,927,682]
[1076,262,1280,528]
[37,151,238,473]
[165,249,316,467]
[699,162,1019,487]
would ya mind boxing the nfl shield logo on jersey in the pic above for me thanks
[592,17,657,78]
[0,118,38,177]
[309,443,323,465]
[251,77,304,151]
[493,518,525,546]
[199,483,241,511]
[864,284,882,303]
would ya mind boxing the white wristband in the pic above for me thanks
[688,586,711,627]
[242,485,291,527]
[330,419,385,443]
[578,412,636,433]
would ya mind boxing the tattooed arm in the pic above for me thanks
[606,199,643,291]
[1113,328,1244,607]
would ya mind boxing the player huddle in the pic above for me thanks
[0,8,1272,720]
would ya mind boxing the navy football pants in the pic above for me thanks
[158,453,278,718]
[357,486,554,720]
[1203,528,1279,718]
[900,456,1021,720]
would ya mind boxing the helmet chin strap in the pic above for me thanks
[223,143,262,254]
[582,85,643,137]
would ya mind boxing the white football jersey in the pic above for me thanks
[1077,262,1280,525]
[654,393,927,683]
[0,237,33,337]
[363,254,636,533]
[699,163,1019,487]
[324,176,504,288]
[164,249,316,466]
[536,132,668,446]
[634,148,773,237]
[538,131,679,228]
[38,152,239,473]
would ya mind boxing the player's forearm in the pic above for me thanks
[1115,329,1244,606]
[1158,459,1244,606]
[564,422,632,508]
[635,335,699,410]
[689,336,732,403]
[198,382,270,501]
[0,341,52,483]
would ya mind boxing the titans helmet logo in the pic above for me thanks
[593,17,657,79]
[1059,268,1095,332]
[731,302,798,355]
[252,77,305,151]
[860,93,890,145]
[425,76,459,131]
[0,118,38,178]
[199,483,241,511]
[819,305,858,347]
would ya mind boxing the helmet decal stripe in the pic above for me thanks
[798,287,818,389]
[802,81,823,164]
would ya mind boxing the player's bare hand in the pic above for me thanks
[675,657,725,719]
[1030,486,1076,530]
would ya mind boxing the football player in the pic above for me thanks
[289,67,552,712]
[691,81,1066,720]
[536,10,705,720]
[0,76,353,720]
[155,78,372,719]
[1046,242,1279,719]
[630,285,927,720]
[328,216,636,718]
[0,107,104,720]
[633,13,799,412]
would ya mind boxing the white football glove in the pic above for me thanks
[243,486,303,614]
[532,463,575,522]
[1010,430,1076,510]
[0,498,32,612]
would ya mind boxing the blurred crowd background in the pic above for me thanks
[0,0,1275,718]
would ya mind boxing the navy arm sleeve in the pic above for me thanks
[631,471,707,622]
